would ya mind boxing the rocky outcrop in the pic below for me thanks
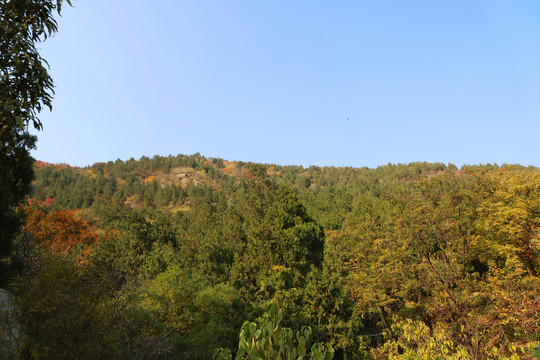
[0,289,22,359]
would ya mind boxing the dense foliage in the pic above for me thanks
[213,300,335,360]
[6,155,540,359]
[0,0,70,284]
[1,2,538,359]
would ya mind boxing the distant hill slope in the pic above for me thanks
[21,154,540,359]
[30,154,520,229]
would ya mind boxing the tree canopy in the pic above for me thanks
[0,0,70,282]
[7,157,537,359]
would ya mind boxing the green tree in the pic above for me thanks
[11,254,125,359]
[477,170,540,276]
[92,205,166,282]
[0,0,71,282]
[231,184,325,298]
[132,264,249,359]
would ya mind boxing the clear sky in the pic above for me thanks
[31,0,540,168]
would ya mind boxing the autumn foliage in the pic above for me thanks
[23,205,97,254]
[8,157,540,359]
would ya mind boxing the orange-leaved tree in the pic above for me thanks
[23,206,97,255]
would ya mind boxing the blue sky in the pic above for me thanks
[31,0,540,168]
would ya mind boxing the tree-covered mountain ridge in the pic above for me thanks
[14,154,540,359]
[30,154,490,214]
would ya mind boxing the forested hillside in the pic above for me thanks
[8,154,540,359]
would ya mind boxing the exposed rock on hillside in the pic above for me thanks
[0,289,21,359]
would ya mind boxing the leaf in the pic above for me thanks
[297,336,306,356]
[533,344,540,360]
